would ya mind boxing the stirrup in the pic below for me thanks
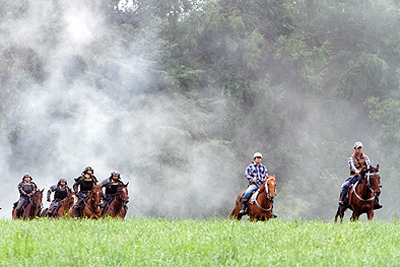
[239,208,247,215]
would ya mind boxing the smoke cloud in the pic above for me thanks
[0,0,244,219]
[0,0,394,221]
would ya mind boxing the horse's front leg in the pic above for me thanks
[351,211,360,221]
[367,210,375,220]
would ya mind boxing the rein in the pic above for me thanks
[25,193,43,217]
[353,172,379,202]
[83,192,102,214]
[254,177,275,212]
[107,188,128,212]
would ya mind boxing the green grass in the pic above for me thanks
[0,218,400,266]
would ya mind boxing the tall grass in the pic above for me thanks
[0,218,399,266]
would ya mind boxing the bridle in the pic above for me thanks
[28,191,43,216]
[353,170,380,202]
[254,177,276,212]
[115,186,129,206]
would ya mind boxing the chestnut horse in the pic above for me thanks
[334,165,381,222]
[12,189,44,220]
[41,191,76,218]
[229,175,276,221]
[103,182,129,219]
[70,184,103,219]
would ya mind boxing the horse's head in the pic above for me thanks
[116,182,129,206]
[259,175,276,201]
[32,189,44,208]
[361,164,381,196]
[90,184,103,207]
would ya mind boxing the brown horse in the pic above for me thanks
[70,184,103,219]
[12,189,44,220]
[81,184,102,219]
[334,165,381,222]
[41,191,76,218]
[103,182,129,219]
[229,175,277,221]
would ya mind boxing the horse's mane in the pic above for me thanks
[360,165,379,178]
[259,183,266,192]
[258,176,275,193]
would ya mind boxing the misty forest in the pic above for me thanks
[1,0,400,221]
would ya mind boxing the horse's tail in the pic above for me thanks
[228,192,244,220]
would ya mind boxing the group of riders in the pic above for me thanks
[12,141,383,219]
[13,166,128,219]
[237,141,383,218]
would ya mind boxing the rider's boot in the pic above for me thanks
[339,187,349,207]
[271,205,278,218]
[239,198,248,215]
[374,196,383,210]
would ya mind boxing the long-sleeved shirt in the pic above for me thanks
[348,153,371,175]
[245,162,268,187]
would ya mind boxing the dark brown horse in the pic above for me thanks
[103,182,129,219]
[70,184,103,219]
[41,191,76,218]
[12,189,44,220]
[229,175,277,221]
[334,165,381,222]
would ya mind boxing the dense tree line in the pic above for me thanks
[1,0,400,220]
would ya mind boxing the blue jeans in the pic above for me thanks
[342,176,359,191]
[243,184,258,199]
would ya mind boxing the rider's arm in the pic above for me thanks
[17,183,28,196]
[348,156,358,173]
[72,179,80,193]
[32,183,37,193]
[245,165,255,182]
[47,185,56,198]
[100,178,110,188]
[260,165,269,182]
[365,155,371,168]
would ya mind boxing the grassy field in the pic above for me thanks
[0,218,399,266]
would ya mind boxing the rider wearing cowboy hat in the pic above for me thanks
[339,141,383,209]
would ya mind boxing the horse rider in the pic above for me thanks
[339,141,383,209]
[100,170,126,207]
[14,173,38,218]
[239,152,277,217]
[72,166,99,217]
[46,178,71,216]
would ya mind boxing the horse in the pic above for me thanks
[41,191,76,218]
[229,175,277,221]
[12,189,44,220]
[334,165,381,222]
[69,184,103,219]
[103,182,129,219]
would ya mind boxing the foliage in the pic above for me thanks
[2,0,400,220]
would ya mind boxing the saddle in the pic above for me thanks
[249,190,260,204]
[240,189,260,204]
